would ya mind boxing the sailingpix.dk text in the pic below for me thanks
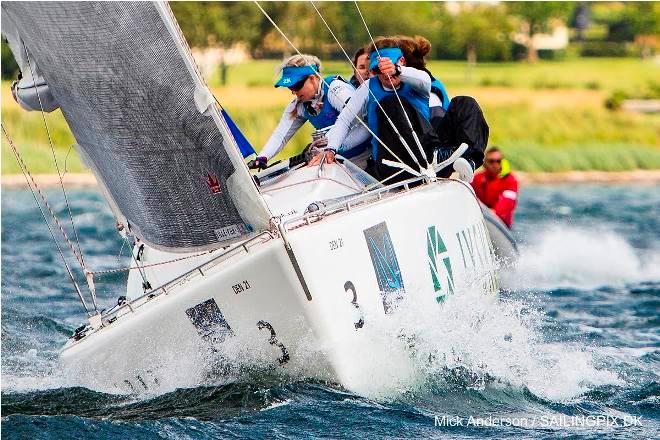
[434,414,643,428]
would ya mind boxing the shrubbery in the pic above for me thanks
[1,39,19,80]
[579,41,637,58]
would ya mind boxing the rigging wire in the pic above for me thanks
[3,124,208,295]
[309,1,427,174]
[22,42,87,272]
[2,124,92,317]
[253,1,418,176]
[353,1,430,170]
[90,250,211,276]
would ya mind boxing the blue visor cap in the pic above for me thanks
[274,65,319,88]
[369,47,403,71]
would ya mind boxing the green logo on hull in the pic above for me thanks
[427,226,455,302]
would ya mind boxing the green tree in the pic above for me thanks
[508,1,574,62]
[447,5,514,65]
[170,1,263,48]
[1,38,19,80]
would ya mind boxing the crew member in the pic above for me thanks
[349,47,370,88]
[248,54,369,170]
[471,146,519,228]
[326,36,439,181]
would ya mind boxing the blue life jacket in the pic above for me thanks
[303,75,348,129]
[367,77,430,159]
[431,78,450,111]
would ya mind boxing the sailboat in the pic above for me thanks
[2,2,497,394]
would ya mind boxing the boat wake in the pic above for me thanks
[503,224,660,290]
[318,278,620,402]
[1,279,622,419]
[2,224,649,422]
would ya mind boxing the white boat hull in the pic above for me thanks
[480,201,519,264]
[61,166,497,395]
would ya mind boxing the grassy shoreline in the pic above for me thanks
[4,170,660,189]
[2,58,659,175]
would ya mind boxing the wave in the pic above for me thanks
[1,279,622,409]
[289,278,622,404]
[504,224,660,291]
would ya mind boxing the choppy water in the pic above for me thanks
[2,184,659,439]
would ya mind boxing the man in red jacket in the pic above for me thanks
[471,146,518,228]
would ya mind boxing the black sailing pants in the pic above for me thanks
[432,96,489,178]
[365,95,435,182]
[365,95,489,181]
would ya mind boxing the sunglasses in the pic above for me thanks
[486,159,502,164]
[288,76,309,92]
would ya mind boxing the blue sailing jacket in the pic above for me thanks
[431,78,450,111]
[367,77,430,159]
[303,75,347,129]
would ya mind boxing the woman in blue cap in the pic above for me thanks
[325,36,436,180]
[327,36,489,183]
[248,54,369,170]
[399,36,489,181]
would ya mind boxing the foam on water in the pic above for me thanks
[323,279,621,402]
[504,224,660,290]
[2,242,624,406]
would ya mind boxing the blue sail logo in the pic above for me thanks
[427,226,455,302]
[363,222,404,313]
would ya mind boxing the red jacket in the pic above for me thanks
[471,168,518,228]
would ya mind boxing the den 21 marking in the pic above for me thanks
[232,280,251,294]
[329,237,344,251]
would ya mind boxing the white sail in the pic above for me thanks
[1,1,271,252]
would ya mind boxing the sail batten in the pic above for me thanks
[2,1,270,252]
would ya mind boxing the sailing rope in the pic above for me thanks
[253,1,417,174]
[2,124,92,316]
[353,1,429,171]
[88,250,212,277]
[22,43,87,271]
[309,1,427,174]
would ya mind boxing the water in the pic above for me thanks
[2,184,659,439]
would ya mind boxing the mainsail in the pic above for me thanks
[1,1,271,252]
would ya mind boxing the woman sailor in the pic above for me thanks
[397,35,450,122]
[349,47,370,88]
[327,36,488,182]
[401,38,489,179]
[248,54,369,170]
[325,36,437,181]
[398,35,490,180]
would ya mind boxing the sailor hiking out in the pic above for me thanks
[249,54,370,170]
[327,35,490,184]
[326,36,432,181]
[394,36,451,121]
[395,36,489,180]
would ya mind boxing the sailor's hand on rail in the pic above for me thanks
[453,157,474,183]
[377,57,397,77]
[307,149,336,166]
[248,156,268,170]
